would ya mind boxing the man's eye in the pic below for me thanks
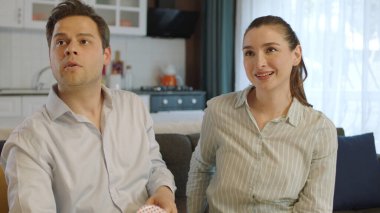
[56,40,66,46]
[80,40,89,45]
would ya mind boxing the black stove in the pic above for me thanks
[140,85,194,92]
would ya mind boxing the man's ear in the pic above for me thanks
[293,45,302,66]
[103,47,112,66]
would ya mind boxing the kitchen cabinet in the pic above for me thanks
[0,97,22,117]
[15,0,147,35]
[24,0,57,29]
[0,95,47,118]
[22,96,47,116]
[0,0,23,28]
[149,91,205,113]
[0,93,150,129]
[93,0,147,35]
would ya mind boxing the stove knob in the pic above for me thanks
[192,98,197,104]
[177,98,183,104]
[162,99,168,105]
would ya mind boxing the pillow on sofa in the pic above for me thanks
[333,133,380,210]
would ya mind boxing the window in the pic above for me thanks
[235,0,380,152]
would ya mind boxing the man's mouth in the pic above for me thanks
[64,62,80,69]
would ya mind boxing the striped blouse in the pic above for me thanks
[186,86,338,213]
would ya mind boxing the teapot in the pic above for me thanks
[160,64,179,87]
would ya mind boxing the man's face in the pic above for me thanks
[49,15,110,90]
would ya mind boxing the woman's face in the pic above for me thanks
[242,25,301,93]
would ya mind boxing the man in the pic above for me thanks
[0,0,177,212]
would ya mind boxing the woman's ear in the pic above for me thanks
[292,45,302,66]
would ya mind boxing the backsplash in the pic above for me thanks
[0,28,185,89]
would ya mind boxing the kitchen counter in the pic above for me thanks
[0,88,205,96]
[132,89,206,96]
[0,88,49,96]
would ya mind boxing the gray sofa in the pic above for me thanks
[1,132,380,213]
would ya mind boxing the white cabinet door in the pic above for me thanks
[0,97,22,117]
[3,0,147,35]
[21,96,47,117]
[93,0,147,35]
[24,0,57,29]
[0,0,23,28]
[138,94,150,112]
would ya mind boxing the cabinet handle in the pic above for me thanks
[18,8,22,24]
[177,98,183,104]
[162,99,168,105]
[192,98,197,104]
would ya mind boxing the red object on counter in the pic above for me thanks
[160,75,177,87]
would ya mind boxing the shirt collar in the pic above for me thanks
[234,85,254,109]
[285,98,303,127]
[234,85,304,127]
[45,84,113,121]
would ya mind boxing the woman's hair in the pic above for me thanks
[244,15,311,107]
[46,0,110,50]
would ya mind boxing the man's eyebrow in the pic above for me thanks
[76,33,96,38]
[52,33,95,38]
[53,32,67,38]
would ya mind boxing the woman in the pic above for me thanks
[186,15,338,212]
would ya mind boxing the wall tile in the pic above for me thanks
[0,28,185,89]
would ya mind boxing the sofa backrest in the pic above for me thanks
[155,134,194,198]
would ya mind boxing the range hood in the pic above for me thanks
[147,8,199,39]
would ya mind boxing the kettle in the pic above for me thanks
[160,64,180,87]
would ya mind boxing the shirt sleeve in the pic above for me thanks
[1,132,56,213]
[186,105,217,213]
[144,109,177,196]
[293,118,338,213]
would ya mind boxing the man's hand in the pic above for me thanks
[145,186,177,213]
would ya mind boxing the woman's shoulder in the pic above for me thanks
[301,104,336,131]
[207,90,243,108]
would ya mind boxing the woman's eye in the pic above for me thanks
[244,50,254,56]
[266,47,277,53]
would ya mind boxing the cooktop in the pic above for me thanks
[139,85,194,92]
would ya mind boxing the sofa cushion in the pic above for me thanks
[333,133,380,210]
[187,133,200,151]
[155,134,193,211]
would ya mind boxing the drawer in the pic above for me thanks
[22,96,47,116]
[0,97,22,117]
[181,95,205,110]
[150,93,205,112]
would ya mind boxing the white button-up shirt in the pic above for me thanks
[1,85,176,212]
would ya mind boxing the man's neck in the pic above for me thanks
[56,83,104,129]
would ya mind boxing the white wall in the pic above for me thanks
[0,28,185,89]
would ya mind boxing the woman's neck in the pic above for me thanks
[247,87,292,129]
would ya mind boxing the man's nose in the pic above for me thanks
[64,43,78,56]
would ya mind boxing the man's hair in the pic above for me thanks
[46,0,110,49]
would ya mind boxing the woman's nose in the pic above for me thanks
[255,52,267,68]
